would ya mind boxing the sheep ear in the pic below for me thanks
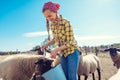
[35,59,44,64]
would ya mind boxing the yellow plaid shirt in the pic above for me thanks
[51,17,78,57]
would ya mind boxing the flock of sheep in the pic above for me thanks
[0,50,119,80]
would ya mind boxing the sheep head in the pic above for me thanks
[35,58,53,75]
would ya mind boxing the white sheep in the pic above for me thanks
[78,54,101,80]
[109,68,120,80]
[0,54,52,80]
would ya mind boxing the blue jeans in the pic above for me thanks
[60,50,80,80]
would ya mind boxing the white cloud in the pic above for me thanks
[23,31,52,38]
[75,35,115,40]
[75,35,120,46]
[23,31,120,46]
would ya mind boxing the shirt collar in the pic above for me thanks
[52,15,64,25]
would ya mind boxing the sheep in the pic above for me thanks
[109,68,120,80]
[78,54,101,80]
[111,52,120,69]
[0,54,53,80]
[104,46,120,69]
[30,58,53,80]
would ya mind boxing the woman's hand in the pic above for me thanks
[41,44,48,52]
[50,49,59,59]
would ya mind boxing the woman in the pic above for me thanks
[41,1,80,80]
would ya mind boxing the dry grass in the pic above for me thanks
[0,55,8,61]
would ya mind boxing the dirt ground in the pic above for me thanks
[0,53,118,80]
[80,53,118,80]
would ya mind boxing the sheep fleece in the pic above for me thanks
[0,54,45,80]
[78,54,100,76]
[109,68,120,80]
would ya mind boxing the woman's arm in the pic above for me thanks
[55,45,67,52]
[41,39,55,52]
[45,39,55,47]
[64,21,75,48]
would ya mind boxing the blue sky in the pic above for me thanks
[0,0,120,51]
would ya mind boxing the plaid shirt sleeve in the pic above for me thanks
[64,21,75,48]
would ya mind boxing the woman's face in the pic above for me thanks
[43,10,57,22]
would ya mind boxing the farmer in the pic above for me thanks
[41,1,80,80]
[104,45,120,69]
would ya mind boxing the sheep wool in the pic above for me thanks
[109,68,120,80]
[0,54,47,80]
[78,54,101,80]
